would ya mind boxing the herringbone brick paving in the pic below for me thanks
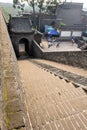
[18,59,87,130]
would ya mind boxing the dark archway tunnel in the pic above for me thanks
[18,38,30,58]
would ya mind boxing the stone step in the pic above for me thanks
[30,60,87,91]
[18,59,87,130]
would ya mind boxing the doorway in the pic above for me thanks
[19,38,29,58]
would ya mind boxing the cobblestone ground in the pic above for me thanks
[18,59,87,130]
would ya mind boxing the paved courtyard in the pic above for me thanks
[41,40,81,52]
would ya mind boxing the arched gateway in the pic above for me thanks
[19,38,29,56]
[8,16,34,58]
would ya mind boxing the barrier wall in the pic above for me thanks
[60,30,82,37]
[42,51,87,69]
[0,41,7,130]
[0,10,28,130]
[33,41,87,70]
[32,40,43,58]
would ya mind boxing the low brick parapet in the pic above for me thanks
[32,40,87,70]
[0,10,28,130]
[0,38,7,130]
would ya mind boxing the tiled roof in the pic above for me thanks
[9,17,33,33]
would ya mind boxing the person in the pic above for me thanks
[47,35,52,48]
[51,29,60,47]
[71,36,75,45]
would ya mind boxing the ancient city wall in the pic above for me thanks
[42,51,87,69]
[0,7,87,129]
[32,40,43,58]
[0,10,28,130]
[0,39,7,130]
[33,41,87,69]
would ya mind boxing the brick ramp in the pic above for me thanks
[18,59,87,130]
[33,59,87,78]
[30,59,87,90]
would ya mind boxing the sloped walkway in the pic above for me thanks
[18,59,87,130]
[33,59,87,78]
[30,59,87,89]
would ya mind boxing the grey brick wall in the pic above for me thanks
[42,51,87,69]
[33,41,87,69]
[32,40,43,58]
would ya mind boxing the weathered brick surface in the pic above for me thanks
[32,41,87,69]
[7,112,25,130]
[18,59,87,130]
[5,99,21,113]
[0,46,2,129]
[0,8,87,130]
[30,60,87,90]
[0,26,7,130]
[0,10,28,130]
[42,51,87,69]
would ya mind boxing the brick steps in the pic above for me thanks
[18,59,87,130]
[30,59,87,91]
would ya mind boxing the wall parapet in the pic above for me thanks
[0,10,28,130]
[0,40,7,130]
[33,41,87,70]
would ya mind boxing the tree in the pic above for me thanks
[13,0,19,8]
[13,0,46,29]
[13,0,63,29]
[46,0,60,14]
[25,0,37,14]
[13,0,25,11]
[14,0,37,14]
[37,0,45,13]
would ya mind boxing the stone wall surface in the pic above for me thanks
[10,33,34,57]
[0,10,28,130]
[0,7,87,130]
[33,41,87,69]
[32,40,43,58]
[0,39,7,130]
[42,51,87,69]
